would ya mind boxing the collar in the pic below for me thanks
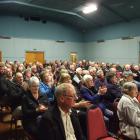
[124,94,139,103]
[58,107,72,117]
[133,97,139,103]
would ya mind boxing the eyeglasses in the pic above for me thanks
[63,94,77,100]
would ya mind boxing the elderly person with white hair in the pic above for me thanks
[72,67,83,95]
[80,74,113,119]
[94,69,107,90]
[117,82,140,140]
[22,76,48,137]
[73,67,83,85]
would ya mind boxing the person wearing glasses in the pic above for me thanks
[38,83,84,140]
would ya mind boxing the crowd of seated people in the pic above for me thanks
[0,60,140,139]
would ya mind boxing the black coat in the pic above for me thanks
[0,74,8,97]
[0,74,25,109]
[38,105,83,140]
[8,81,25,109]
[22,91,48,136]
[106,82,122,103]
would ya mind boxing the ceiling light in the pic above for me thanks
[130,5,134,9]
[82,3,98,14]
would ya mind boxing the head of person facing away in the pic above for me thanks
[55,83,77,113]
[122,82,138,98]
[58,73,72,85]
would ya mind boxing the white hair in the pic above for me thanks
[76,67,82,72]
[123,82,137,94]
[83,74,93,83]
[88,67,96,72]
[29,76,40,86]
[96,69,103,76]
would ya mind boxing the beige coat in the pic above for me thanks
[117,94,140,140]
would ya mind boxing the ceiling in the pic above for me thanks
[0,0,140,31]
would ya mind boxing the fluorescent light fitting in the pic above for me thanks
[83,3,97,14]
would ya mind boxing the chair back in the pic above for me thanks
[113,98,120,112]
[87,107,108,140]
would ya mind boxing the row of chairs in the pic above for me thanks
[1,102,120,140]
[9,106,117,140]
[11,107,117,140]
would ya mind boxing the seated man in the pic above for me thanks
[94,69,107,90]
[38,83,83,140]
[105,72,122,105]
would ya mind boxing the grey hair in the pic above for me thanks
[76,67,82,73]
[96,69,103,76]
[83,74,93,83]
[29,76,40,87]
[88,67,96,72]
[55,83,75,100]
[15,72,23,78]
[122,82,137,94]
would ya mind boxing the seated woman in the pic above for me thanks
[39,70,55,103]
[80,74,113,118]
[22,76,48,137]
[117,82,140,140]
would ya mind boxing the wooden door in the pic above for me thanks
[36,52,44,64]
[70,52,77,63]
[25,51,44,64]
